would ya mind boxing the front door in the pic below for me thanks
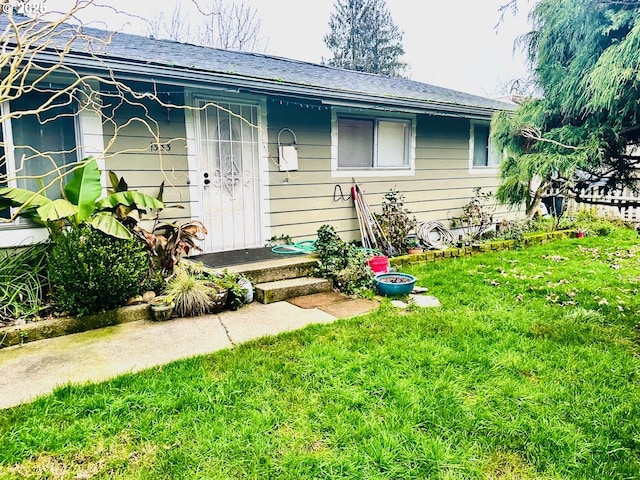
[197,100,262,252]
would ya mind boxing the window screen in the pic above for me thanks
[473,123,490,167]
[10,92,77,199]
[337,116,410,169]
[377,120,408,167]
[338,118,374,168]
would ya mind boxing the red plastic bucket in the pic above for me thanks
[367,255,389,274]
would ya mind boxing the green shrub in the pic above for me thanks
[314,225,374,295]
[569,207,629,237]
[48,225,151,315]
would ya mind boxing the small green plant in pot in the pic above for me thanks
[149,295,175,321]
[405,235,423,253]
[163,267,214,317]
[189,264,251,311]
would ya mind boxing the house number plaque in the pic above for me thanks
[149,142,171,152]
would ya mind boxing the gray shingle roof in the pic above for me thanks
[1,16,513,117]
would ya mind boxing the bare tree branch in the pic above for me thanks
[0,1,264,227]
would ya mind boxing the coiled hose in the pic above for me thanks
[271,240,317,254]
[416,221,455,250]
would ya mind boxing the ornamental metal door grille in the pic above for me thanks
[198,101,261,252]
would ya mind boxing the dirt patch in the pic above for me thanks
[287,291,351,309]
[318,299,378,318]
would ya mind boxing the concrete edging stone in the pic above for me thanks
[389,229,575,267]
[1,304,151,350]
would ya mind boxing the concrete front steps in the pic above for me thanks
[225,255,332,304]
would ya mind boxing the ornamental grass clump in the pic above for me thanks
[0,243,49,322]
[163,267,214,317]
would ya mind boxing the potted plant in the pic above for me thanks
[149,295,175,321]
[406,235,423,254]
[202,281,229,313]
[164,267,216,317]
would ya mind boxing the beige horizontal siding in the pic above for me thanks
[265,104,514,243]
[102,91,193,222]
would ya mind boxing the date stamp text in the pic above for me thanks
[2,1,47,15]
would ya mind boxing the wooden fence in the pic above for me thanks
[548,186,640,223]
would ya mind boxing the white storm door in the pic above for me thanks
[198,101,261,252]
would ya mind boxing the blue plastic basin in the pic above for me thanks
[374,273,417,296]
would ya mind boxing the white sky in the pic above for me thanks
[57,0,534,98]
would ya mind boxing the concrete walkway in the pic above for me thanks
[0,300,362,410]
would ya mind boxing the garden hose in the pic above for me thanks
[416,221,455,250]
[271,240,317,255]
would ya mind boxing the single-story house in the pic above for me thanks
[0,14,515,252]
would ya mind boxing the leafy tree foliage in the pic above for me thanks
[493,0,640,216]
[324,0,407,77]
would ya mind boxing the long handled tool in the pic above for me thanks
[351,185,372,249]
[351,178,396,256]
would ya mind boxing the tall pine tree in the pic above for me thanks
[324,0,407,77]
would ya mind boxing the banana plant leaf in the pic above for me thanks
[86,212,132,240]
[95,191,164,212]
[108,171,128,193]
[63,157,102,223]
[36,199,78,222]
[0,187,51,209]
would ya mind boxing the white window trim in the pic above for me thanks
[330,107,416,178]
[0,95,103,248]
[469,120,501,174]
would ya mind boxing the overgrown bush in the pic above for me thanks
[568,208,626,236]
[0,243,50,323]
[376,189,416,255]
[48,225,151,315]
[315,225,374,295]
[450,187,495,242]
[493,218,542,244]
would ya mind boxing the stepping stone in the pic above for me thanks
[391,300,409,309]
[410,295,441,308]
[319,299,378,318]
[287,291,350,309]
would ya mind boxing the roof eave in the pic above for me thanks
[36,51,508,120]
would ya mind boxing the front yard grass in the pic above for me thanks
[1,228,639,479]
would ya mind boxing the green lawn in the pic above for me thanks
[1,229,639,479]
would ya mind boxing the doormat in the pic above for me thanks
[191,247,306,268]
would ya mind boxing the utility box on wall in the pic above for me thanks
[278,128,298,171]
[278,145,298,171]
